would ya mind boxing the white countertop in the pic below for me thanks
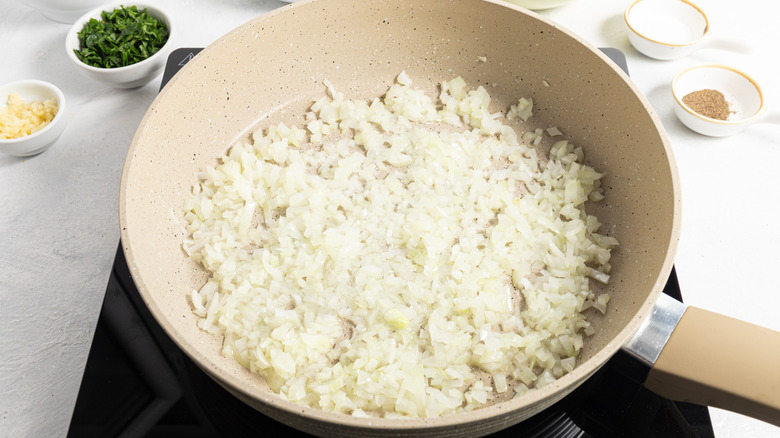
[1,0,779,436]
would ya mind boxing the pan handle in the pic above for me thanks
[634,295,780,427]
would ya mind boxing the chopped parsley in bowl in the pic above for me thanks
[65,3,175,88]
[73,5,169,68]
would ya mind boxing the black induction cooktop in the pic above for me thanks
[67,48,714,438]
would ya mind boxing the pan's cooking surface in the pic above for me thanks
[118,0,680,435]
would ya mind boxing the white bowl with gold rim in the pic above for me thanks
[672,64,767,137]
[625,0,711,60]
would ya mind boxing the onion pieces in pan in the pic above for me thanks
[182,72,618,418]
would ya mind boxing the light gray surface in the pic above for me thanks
[1,0,779,436]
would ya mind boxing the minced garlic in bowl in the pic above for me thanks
[0,92,59,140]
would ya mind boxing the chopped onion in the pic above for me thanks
[182,71,618,418]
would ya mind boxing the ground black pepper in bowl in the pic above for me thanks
[682,89,733,121]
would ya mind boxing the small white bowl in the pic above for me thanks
[503,0,576,10]
[0,80,68,157]
[672,64,767,137]
[15,0,109,24]
[65,3,174,89]
[625,0,711,60]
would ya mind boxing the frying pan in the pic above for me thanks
[118,0,780,436]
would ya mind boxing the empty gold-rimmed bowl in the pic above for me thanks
[625,0,711,60]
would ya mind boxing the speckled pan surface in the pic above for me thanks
[119,0,681,436]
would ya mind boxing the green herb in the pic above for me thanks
[73,5,169,69]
